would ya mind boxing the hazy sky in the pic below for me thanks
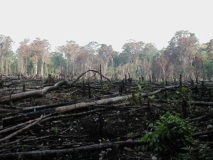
[0,0,212,52]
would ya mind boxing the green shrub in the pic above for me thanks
[141,112,194,159]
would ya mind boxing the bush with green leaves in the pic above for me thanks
[141,112,194,159]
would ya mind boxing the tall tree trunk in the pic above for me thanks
[33,62,38,76]
[7,58,10,75]
[25,58,28,76]
[163,69,166,81]
[20,57,25,74]
[40,60,44,78]
[0,56,4,74]
[3,58,7,75]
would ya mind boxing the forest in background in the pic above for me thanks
[0,30,213,81]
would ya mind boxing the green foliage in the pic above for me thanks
[106,67,114,75]
[160,81,166,86]
[179,87,192,103]
[127,132,134,139]
[132,84,144,105]
[49,52,66,74]
[52,127,59,135]
[175,87,191,100]
[103,84,109,91]
[141,112,194,159]
[148,95,155,103]
[10,54,18,74]
[166,87,193,115]
[204,61,213,79]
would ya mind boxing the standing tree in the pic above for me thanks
[164,30,199,80]
[0,35,13,75]
[75,47,91,77]
[199,39,213,80]
[17,39,30,75]
[30,38,50,77]
[207,39,213,61]
[140,43,158,80]
[58,41,79,77]
[49,52,65,76]
[156,55,168,81]
[97,44,114,76]
[119,40,145,78]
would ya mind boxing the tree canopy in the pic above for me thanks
[0,30,212,81]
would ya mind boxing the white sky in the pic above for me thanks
[0,0,212,52]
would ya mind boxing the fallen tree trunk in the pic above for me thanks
[155,99,213,106]
[55,85,178,113]
[1,85,178,127]
[0,140,145,159]
[2,108,54,127]
[0,80,67,104]
[0,115,45,143]
[0,70,110,104]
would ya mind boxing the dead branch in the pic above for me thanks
[70,69,111,85]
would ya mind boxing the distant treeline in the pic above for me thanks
[0,30,213,81]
